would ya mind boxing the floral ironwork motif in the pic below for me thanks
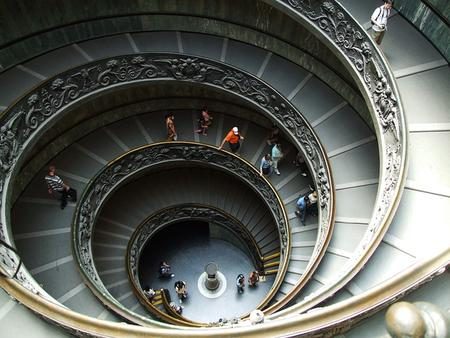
[0,0,410,335]
[127,205,267,286]
[0,53,333,304]
[272,0,406,310]
[0,245,20,278]
[74,143,288,291]
[283,0,403,143]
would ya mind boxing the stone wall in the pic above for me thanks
[395,0,450,60]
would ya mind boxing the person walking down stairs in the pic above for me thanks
[271,143,284,175]
[260,154,273,176]
[370,0,393,45]
[195,106,213,136]
[219,126,244,153]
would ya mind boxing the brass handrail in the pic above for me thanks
[72,142,290,325]
[0,51,334,319]
[132,288,203,328]
[126,203,271,323]
[160,289,203,327]
[258,0,408,316]
[126,203,265,281]
[1,248,447,337]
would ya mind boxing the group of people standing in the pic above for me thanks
[143,261,188,315]
[259,126,308,178]
[158,262,188,304]
[259,142,283,176]
[45,111,317,229]
[144,263,261,315]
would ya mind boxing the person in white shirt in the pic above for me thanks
[371,0,393,45]
[308,190,318,205]
[307,190,318,217]
[271,143,283,175]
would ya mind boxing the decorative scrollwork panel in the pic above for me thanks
[71,143,289,324]
[0,52,333,309]
[126,204,268,315]
[261,0,407,312]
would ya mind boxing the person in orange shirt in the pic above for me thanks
[219,126,244,153]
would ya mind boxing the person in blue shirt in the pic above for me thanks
[260,154,273,176]
[295,195,309,225]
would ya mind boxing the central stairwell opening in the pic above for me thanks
[138,220,272,322]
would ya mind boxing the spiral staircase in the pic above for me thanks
[0,1,449,337]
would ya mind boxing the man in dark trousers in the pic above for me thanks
[371,0,393,45]
[236,274,245,293]
[45,165,77,209]
[219,126,244,153]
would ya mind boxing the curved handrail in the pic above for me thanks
[126,204,266,288]
[72,142,289,325]
[126,204,271,324]
[0,52,333,316]
[0,248,447,337]
[132,288,203,328]
[259,0,408,316]
[159,289,204,327]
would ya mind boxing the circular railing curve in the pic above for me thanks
[0,0,413,335]
[73,142,289,325]
[126,204,268,323]
[0,52,334,310]
[261,0,408,315]
[127,204,265,283]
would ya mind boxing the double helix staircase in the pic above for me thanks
[0,0,448,336]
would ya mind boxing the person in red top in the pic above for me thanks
[219,126,244,153]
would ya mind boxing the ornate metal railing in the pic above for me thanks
[1,249,447,337]
[0,51,334,313]
[133,286,204,328]
[73,142,289,325]
[0,239,22,278]
[259,0,407,315]
[126,204,272,325]
[127,204,266,286]
[0,0,408,335]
